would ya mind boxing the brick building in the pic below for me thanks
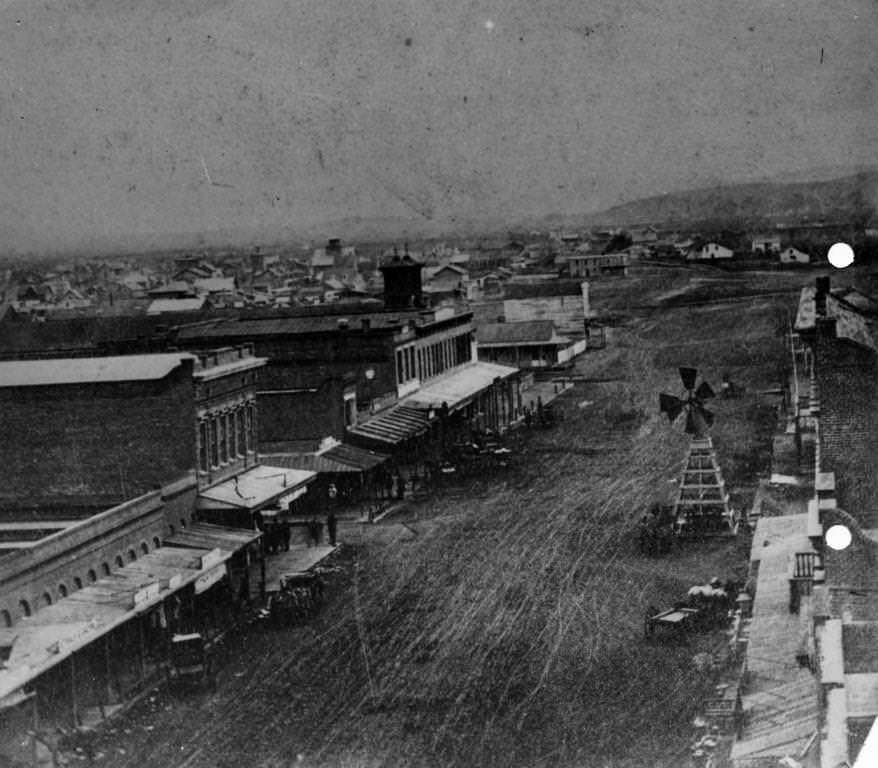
[0,347,267,518]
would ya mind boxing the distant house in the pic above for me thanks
[779,247,811,265]
[476,320,586,369]
[629,226,659,244]
[149,281,196,300]
[146,297,209,315]
[687,243,733,261]
[751,233,782,254]
[194,277,237,295]
[424,264,468,294]
[567,251,629,278]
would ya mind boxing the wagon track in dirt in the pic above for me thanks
[90,302,782,768]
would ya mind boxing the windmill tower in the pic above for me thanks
[660,367,736,538]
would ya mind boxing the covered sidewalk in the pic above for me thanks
[0,545,235,762]
[196,464,317,528]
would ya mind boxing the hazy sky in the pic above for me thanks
[0,0,875,254]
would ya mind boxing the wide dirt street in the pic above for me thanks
[83,267,802,768]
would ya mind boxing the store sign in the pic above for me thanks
[199,548,224,571]
[133,582,161,606]
[195,564,227,594]
[277,486,308,508]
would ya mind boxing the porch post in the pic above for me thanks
[69,654,78,729]
[30,694,39,768]
[138,617,146,684]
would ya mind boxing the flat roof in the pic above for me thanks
[404,361,518,412]
[196,465,316,511]
[164,521,262,552]
[0,353,195,387]
[847,673,878,718]
[0,546,229,700]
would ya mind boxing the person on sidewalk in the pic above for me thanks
[327,511,337,546]
[307,518,320,547]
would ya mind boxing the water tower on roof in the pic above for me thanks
[380,247,425,310]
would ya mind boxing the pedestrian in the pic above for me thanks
[327,511,337,546]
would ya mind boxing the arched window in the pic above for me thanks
[180,519,187,529]
[152,537,161,550]
[88,569,97,583]
[0,610,11,628]
[74,577,83,590]
[58,584,68,598]
[101,563,110,576]
[141,542,149,555]
[127,549,137,562]
[41,592,52,607]
[19,600,31,618]
[114,555,124,569]
[168,525,176,536]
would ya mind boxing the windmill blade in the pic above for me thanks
[698,406,715,428]
[659,393,684,422]
[695,381,715,401]
[679,367,698,391]
[685,405,715,435]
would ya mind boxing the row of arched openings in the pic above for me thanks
[1,536,163,628]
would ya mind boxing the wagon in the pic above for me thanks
[265,572,325,625]
[644,606,701,640]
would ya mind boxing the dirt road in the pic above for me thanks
[82,295,783,768]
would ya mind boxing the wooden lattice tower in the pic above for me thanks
[673,436,736,537]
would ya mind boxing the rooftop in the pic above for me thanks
[0,353,195,387]
[476,320,567,346]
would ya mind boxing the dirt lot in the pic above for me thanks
[80,274,794,768]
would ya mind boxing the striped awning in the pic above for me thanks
[346,405,433,447]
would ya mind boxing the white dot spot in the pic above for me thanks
[828,242,854,269]
[484,19,495,30]
[826,524,852,550]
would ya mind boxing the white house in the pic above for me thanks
[779,247,810,265]
[688,243,734,261]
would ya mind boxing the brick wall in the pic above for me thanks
[0,474,198,627]
[815,333,878,528]
[258,377,346,446]
[0,364,197,509]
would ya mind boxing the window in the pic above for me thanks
[141,542,149,555]
[152,537,161,549]
[0,610,11,628]
[88,569,97,583]
[396,349,404,385]
[198,421,208,472]
[41,592,52,607]
[73,577,83,590]
[18,600,30,618]
[218,414,228,464]
[58,584,68,598]
[210,418,220,467]
[114,555,124,569]
[237,407,246,456]
[128,549,137,562]
[101,562,111,576]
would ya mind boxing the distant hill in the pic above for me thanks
[588,171,878,230]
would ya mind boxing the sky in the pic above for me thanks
[0,0,875,254]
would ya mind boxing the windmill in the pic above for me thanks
[660,367,736,538]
